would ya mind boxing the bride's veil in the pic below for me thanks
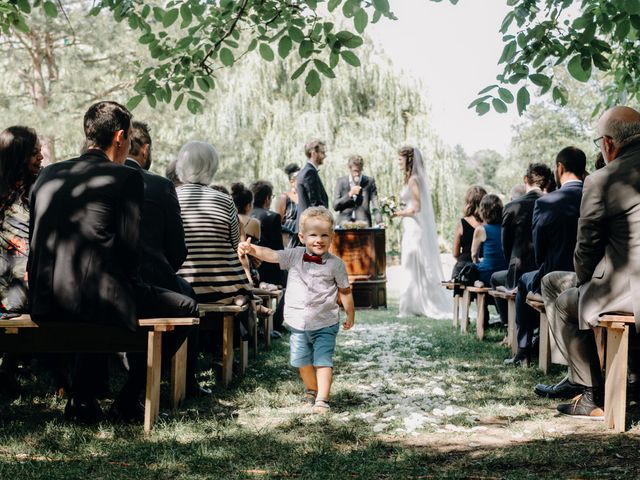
[411,147,446,282]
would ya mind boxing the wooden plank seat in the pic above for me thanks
[599,313,635,433]
[251,287,284,350]
[198,302,249,388]
[0,314,199,434]
[526,291,552,373]
[488,288,517,355]
[441,281,465,329]
[462,286,491,340]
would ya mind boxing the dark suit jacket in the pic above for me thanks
[333,175,382,226]
[530,181,583,290]
[125,159,187,293]
[250,207,284,285]
[28,150,144,331]
[296,162,328,229]
[501,189,542,288]
[575,142,640,328]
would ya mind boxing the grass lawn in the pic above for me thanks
[1,301,640,479]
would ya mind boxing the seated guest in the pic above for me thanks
[451,185,486,280]
[175,142,252,305]
[165,157,181,187]
[547,107,640,417]
[250,180,284,287]
[504,147,585,367]
[471,194,507,287]
[490,163,552,324]
[125,121,206,396]
[510,183,526,201]
[333,155,382,226]
[28,101,197,422]
[275,163,300,247]
[232,182,261,242]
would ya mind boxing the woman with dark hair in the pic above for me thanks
[232,182,261,242]
[394,146,451,318]
[472,194,508,286]
[451,185,487,280]
[0,126,42,314]
[275,163,300,246]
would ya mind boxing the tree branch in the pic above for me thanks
[199,0,250,74]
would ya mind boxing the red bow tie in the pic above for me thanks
[303,252,323,264]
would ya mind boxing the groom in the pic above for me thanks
[295,139,329,233]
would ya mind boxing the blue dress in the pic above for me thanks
[476,223,507,285]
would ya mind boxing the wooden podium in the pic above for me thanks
[330,227,387,309]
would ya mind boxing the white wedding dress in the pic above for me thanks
[398,148,452,319]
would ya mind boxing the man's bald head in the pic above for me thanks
[597,106,640,163]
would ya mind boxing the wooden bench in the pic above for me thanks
[462,286,490,340]
[526,292,551,373]
[199,302,249,387]
[488,289,517,355]
[0,314,198,434]
[599,313,635,433]
[441,281,464,329]
[252,287,284,349]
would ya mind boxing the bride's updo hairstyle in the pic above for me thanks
[463,185,487,222]
[479,194,503,225]
[398,146,414,184]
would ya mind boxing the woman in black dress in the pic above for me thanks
[451,185,487,280]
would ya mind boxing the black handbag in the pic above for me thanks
[454,263,479,285]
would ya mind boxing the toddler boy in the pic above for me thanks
[238,206,355,413]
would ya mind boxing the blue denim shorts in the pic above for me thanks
[288,323,340,368]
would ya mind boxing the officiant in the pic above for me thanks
[333,155,382,226]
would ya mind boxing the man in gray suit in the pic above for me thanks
[333,155,382,226]
[553,106,640,418]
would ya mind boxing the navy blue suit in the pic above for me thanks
[515,181,583,350]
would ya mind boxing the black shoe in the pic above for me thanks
[557,388,604,419]
[64,397,104,424]
[186,382,213,398]
[109,399,145,423]
[504,350,530,367]
[270,330,283,340]
[534,377,585,399]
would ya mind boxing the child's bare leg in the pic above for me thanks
[315,366,333,400]
[298,365,317,392]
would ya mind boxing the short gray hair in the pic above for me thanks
[175,141,219,185]
[606,119,640,146]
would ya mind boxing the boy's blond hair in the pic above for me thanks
[299,206,334,232]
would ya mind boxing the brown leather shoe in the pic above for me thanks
[557,388,604,419]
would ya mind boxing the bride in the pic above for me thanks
[393,146,452,319]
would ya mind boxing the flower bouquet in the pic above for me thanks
[373,196,399,226]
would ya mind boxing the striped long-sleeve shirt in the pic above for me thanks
[177,183,250,304]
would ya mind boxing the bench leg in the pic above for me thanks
[240,340,249,374]
[452,293,461,329]
[476,293,486,341]
[538,312,551,374]
[605,324,629,432]
[170,336,188,410]
[222,313,234,388]
[507,299,517,355]
[249,302,258,359]
[264,298,273,349]
[144,330,162,434]
[461,289,471,334]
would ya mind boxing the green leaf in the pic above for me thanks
[498,41,517,64]
[16,0,31,14]
[615,19,631,40]
[567,54,591,82]
[336,31,363,48]
[516,86,530,115]
[372,10,382,23]
[529,73,550,87]
[467,95,492,109]
[288,26,305,43]
[220,47,234,66]
[299,39,314,58]
[477,84,498,95]
[180,4,192,28]
[313,59,335,79]
[163,8,179,28]
[626,0,640,15]
[306,0,317,8]
[139,33,155,44]
[373,0,390,14]
[291,61,310,80]
[475,102,490,115]
[174,93,185,110]
[552,86,568,105]
[354,9,368,34]
[43,1,58,17]
[128,15,138,30]
[127,95,144,110]
[328,0,342,12]
[259,43,275,61]
[278,36,293,58]
[329,51,339,68]
[492,98,507,113]
[341,50,361,67]
[146,93,157,108]
[305,69,321,96]
[498,87,514,104]
[592,52,610,71]
[187,98,203,115]
[197,77,210,92]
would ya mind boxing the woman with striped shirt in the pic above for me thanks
[175,141,251,305]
